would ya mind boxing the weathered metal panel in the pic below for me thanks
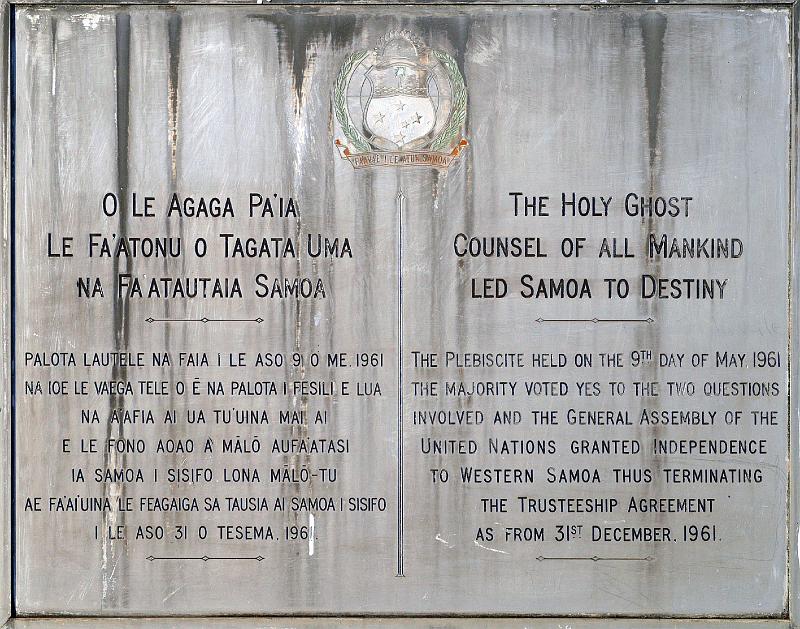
[9,3,792,620]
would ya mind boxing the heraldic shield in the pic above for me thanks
[364,62,436,149]
[334,31,468,168]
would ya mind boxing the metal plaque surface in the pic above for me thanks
[11,4,791,617]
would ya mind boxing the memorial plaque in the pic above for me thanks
[4,1,796,624]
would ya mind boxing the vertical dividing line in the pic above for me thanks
[396,185,404,578]
[788,3,797,620]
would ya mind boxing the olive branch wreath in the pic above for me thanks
[430,50,468,152]
[333,49,371,153]
[333,47,467,155]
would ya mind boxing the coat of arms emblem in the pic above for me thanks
[334,31,468,169]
